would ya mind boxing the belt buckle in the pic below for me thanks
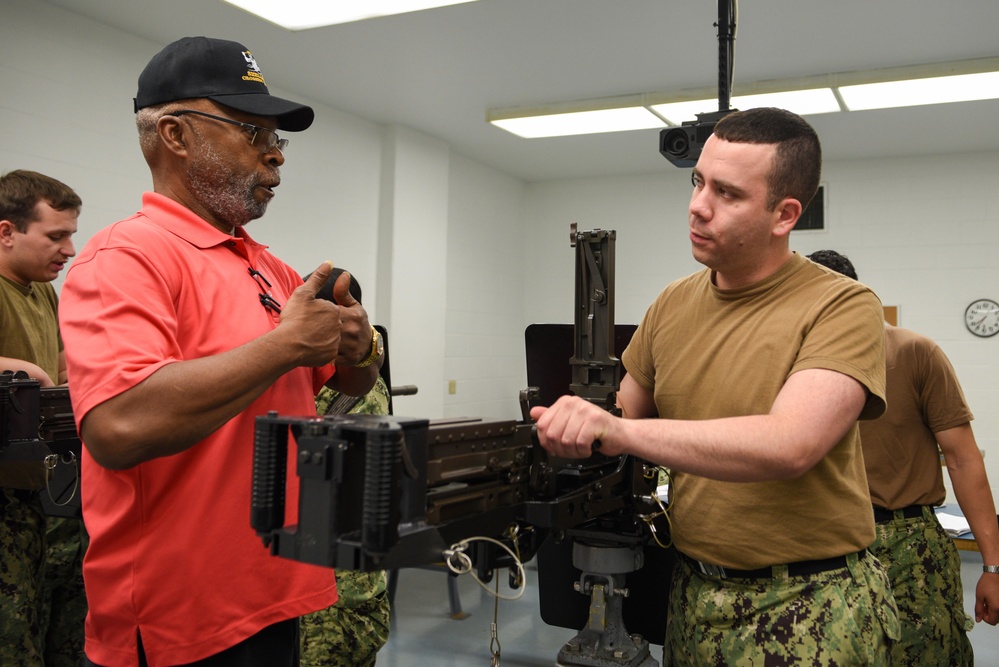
[699,561,727,578]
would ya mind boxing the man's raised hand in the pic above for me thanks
[281,261,341,366]
[331,270,372,366]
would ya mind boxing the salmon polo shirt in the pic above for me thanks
[59,192,336,666]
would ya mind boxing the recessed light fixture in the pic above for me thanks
[222,0,480,30]
[839,71,999,111]
[489,58,999,138]
[648,90,839,126]
[491,107,665,139]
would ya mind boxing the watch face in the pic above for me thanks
[965,299,999,337]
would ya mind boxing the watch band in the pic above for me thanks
[356,326,382,368]
[984,565,999,574]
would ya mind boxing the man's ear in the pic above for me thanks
[157,115,189,156]
[773,197,803,238]
[0,219,16,248]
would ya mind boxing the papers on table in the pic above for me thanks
[936,511,972,537]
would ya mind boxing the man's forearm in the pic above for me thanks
[949,465,999,565]
[939,424,999,565]
[329,361,380,397]
[0,358,56,387]
[611,368,866,482]
[79,329,303,470]
[615,413,839,482]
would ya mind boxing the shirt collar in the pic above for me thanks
[139,192,270,262]
[0,273,33,296]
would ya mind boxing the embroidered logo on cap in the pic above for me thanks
[241,50,266,85]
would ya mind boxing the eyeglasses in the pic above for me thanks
[172,109,289,154]
[248,267,282,315]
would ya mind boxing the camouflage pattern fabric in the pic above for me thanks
[664,551,899,666]
[300,570,391,667]
[1,488,46,666]
[301,376,392,666]
[314,376,390,418]
[39,516,88,667]
[870,508,974,666]
[0,488,88,667]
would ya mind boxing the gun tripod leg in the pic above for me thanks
[554,543,658,667]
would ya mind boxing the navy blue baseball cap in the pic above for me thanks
[134,36,314,132]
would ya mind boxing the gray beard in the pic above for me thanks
[187,143,272,229]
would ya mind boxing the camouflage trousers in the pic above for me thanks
[1,488,46,666]
[300,569,391,667]
[1,489,87,667]
[870,507,974,666]
[664,550,899,666]
[41,516,89,667]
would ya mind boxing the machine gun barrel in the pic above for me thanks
[569,225,620,414]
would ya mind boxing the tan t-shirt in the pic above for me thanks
[0,275,62,489]
[622,253,886,569]
[861,325,972,508]
[0,275,61,381]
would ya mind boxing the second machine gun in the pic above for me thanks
[0,370,82,517]
[251,227,672,667]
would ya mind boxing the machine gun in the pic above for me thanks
[0,370,82,517]
[252,227,672,666]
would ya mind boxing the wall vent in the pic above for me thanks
[794,185,825,231]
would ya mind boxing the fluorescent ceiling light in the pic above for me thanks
[491,107,664,139]
[650,90,839,125]
[222,0,480,30]
[731,88,841,116]
[503,90,839,139]
[490,58,999,139]
[648,100,716,125]
[839,71,999,111]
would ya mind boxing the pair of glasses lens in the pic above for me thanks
[172,109,289,154]
[248,267,282,314]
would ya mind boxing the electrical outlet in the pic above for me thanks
[448,380,457,395]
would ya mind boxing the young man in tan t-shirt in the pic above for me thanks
[532,108,897,665]
[809,248,999,666]
[0,169,85,666]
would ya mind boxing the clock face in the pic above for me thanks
[965,299,999,338]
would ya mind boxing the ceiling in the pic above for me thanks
[39,0,999,182]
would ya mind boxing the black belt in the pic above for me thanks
[681,549,866,580]
[873,504,926,524]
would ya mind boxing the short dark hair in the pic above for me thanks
[306,267,363,305]
[0,170,81,233]
[712,107,822,213]
[807,249,858,280]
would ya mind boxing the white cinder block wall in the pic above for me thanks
[4,0,999,507]
[442,154,526,420]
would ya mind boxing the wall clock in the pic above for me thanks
[965,299,999,337]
